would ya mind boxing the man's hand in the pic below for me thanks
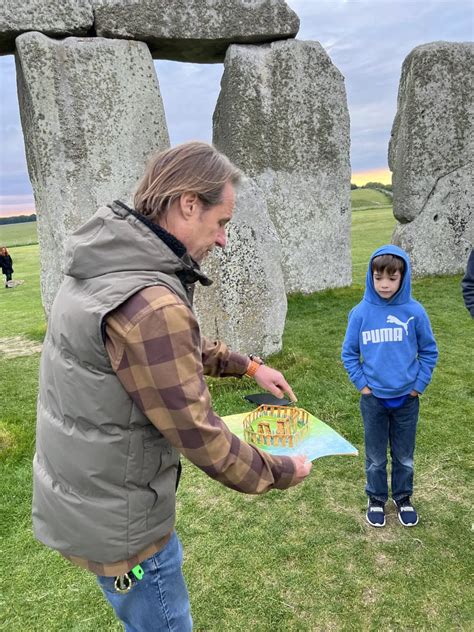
[410,390,419,397]
[289,455,313,486]
[360,386,372,394]
[254,365,297,402]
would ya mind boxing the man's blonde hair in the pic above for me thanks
[134,141,240,222]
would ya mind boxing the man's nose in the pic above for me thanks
[215,228,227,248]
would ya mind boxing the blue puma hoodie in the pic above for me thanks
[341,245,438,398]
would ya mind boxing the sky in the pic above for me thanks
[0,0,472,216]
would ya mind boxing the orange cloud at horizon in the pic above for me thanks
[0,195,35,218]
[351,168,392,187]
[1,171,393,216]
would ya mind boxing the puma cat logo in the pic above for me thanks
[386,315,414,335]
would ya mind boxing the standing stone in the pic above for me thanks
[389,42,473,275]
[0,0,93,55]
[214,39,351,294]
[15,32,169,314]
[94,0,299,63]
[194,178,287,357]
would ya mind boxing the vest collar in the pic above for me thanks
[112,200,212,288]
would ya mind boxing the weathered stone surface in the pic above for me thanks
[389,42,473,222]
[392,164,473,276]
[389,42,473,275]
[0,0,93,55]
[15,32,169,314]
[194,178,287,357]
[1,0,297,60]
[214,39,351,293]
[94,0,299,63]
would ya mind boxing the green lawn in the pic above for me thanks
[0,221,38,247]
[1,209,472,630]
[0,243,45,340]
[351,188,392,210]
[351,207,397,286]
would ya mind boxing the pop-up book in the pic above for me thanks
[223,403,358,462]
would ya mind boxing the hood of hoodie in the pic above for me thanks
[63,202,211,287]
[363,244,412,306]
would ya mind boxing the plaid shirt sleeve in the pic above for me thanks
[105,285,297,493]
[201,335,249,377]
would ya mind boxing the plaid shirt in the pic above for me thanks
[65,284,296,575]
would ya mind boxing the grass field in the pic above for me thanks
[351,188,392,211]
[1,208,472,631]
[0,221,38,247]
[0,243,45,340]
[351,208,397,285]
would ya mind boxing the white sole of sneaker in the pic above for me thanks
[367,520,386,527]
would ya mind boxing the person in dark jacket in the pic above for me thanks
[0,246,13,288]
[461,249,474,318]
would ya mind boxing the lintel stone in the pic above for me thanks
[1,1,298,61]
[94,0,299,63]
[0,0,93,55]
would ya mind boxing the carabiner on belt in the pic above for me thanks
[114,573,132,593]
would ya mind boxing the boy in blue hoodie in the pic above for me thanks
[342,245,438,527]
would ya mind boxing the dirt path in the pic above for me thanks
[0,335,43,358]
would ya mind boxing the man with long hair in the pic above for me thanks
[33,142,311,630]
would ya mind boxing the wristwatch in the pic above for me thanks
[246,354,265,377]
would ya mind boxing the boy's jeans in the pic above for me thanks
[360,393,419,503]
[97,531,192,631]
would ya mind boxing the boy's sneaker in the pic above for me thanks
[393,497,418,526]
[366,498,386,527]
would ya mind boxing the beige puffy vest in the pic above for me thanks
[33,203,208,562]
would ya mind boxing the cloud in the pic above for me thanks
[0,193,35,217]
[154,61,223,146]
[0,56,32,201]
[285,0,473,172]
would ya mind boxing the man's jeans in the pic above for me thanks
[97,531,192,631]
[360,393,419,503]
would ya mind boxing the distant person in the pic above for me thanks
[0,246,13,288]
[32,142,312,631]
[342,245,438,528]
[461,249,474,318]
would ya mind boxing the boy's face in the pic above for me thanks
[373,269,402,299]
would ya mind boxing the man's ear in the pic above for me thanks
[180,191,200,219]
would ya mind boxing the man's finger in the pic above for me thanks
[277,378,297,402]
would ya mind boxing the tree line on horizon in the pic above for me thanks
[351,181,392,191]
[0,213,37,225]
[1,184,392,225]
